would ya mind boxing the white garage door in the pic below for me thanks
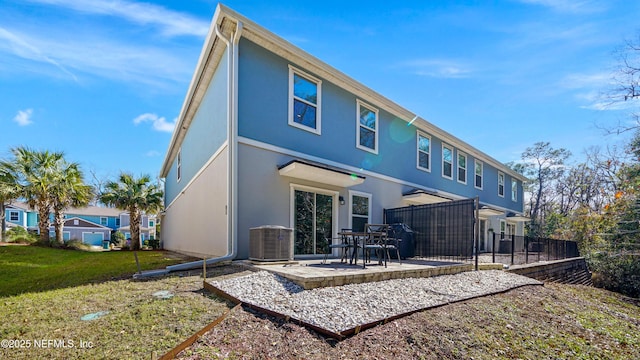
[82,232,104,246]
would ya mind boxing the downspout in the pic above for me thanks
[166,21,243,273]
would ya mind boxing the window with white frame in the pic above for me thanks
[457,152,467,184]
[442,144,453,179]
[500,219,506,239]
[498,172,505,197]
[474,160,483,189]
[9,210,19,222]
[115,218,120,227]
[511,178,518,202]
[356,100,378,153]
[100,217,108,226]
[417,132,431,171]
[350,191,371,232]
[288,66,322,134]
[177,148,182,182]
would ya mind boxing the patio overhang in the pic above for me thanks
[478,206,504,217]
[278,160,365,188]
[506,212,531,222]
[402,189,452,205]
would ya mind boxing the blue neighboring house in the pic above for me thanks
[4,202,157,247]
[159,4,528,259]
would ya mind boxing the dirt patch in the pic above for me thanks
[176,283,640,359]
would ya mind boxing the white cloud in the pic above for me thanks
[145,150,161,157]
[0,27,78,81]
[517,0,605,14]
[0,25,194,88]
[401,59,473,79]
[26,0,209,37]
[133,113,176,133]
[13,109,34,126]
[559,72,611,90]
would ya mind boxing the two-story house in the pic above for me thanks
[159,4,528,259]
[4,202,156,247]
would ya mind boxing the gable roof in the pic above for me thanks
[160,4,527,182]
[7,201,124,217]
[58,217,111,230]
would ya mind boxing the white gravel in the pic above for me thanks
[210,270,542,333]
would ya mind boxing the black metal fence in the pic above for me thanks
[384,198,582,266]
[489,233,580,265]
[384,199,475,262]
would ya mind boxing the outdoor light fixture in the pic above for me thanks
[339,196,345,205]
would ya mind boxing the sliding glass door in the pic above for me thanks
[292,186,336,256]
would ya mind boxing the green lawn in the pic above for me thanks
[0,245,194,297]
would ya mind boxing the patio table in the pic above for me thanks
[337,230,386,268]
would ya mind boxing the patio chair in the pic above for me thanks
[384,226,402,266]
[362,224,387,268]
[322,229,354,264]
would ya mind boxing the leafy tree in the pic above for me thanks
[0,162,20,242]
[50,161,93,245]
[100,173,163,251]
[8,147,66,243]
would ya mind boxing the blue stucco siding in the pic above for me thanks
[165,48,230,205]
[237,37,523,213]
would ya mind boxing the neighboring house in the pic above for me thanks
[159,4,529,259]
[4,202,156,246]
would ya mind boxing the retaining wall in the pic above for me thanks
[507,257,592,285]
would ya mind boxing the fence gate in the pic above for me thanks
[384,199,476,261]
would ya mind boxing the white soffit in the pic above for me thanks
[278,160,365,188]
[478,207,504,217]
[402,192,452,205]
[507,214,531,222]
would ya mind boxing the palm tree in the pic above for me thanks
[100,173,163,250]
[10,147,66,243]
[0,162,20,242]
[50,161,93,245]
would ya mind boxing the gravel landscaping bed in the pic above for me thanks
[210,270,542,334]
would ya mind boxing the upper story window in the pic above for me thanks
[511,178,518,202]
[177,148,182,182]
[115,218,121,227]
[474,160,483,189]
[417,132,431,172]
[442,144,453,179]
[356,100,378,154]
[498,172,505,197]
[288,66,322,135]
[100,217,108,226]
[457,152,467,184]
[9,211,19,222]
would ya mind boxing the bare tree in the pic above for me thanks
[604,31,640,133]
[520,142,572,234]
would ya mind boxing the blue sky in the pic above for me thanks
[1,0,638,183]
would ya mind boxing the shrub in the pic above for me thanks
[110,231,126,248]
[587,252,640,298]
[66,239,92,251]
[5,227,38,244]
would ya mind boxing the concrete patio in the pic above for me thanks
[235,258,503,289]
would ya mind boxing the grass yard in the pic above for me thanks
[0,245,195,297]
[0,246,247,359]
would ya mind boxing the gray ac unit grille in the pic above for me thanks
[249,227,293,261]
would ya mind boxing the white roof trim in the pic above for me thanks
[402,191,452,205]
[278,160,365,188]
[160,4,527,182]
